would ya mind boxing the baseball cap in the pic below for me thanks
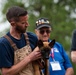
[35,18,51,29]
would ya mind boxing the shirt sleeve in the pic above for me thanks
[71,30,76,51]
[0,38,14,68]
[60,45,72,69]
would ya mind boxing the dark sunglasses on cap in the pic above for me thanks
[39,30,51,34]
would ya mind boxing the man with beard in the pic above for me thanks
[0,6,41,75]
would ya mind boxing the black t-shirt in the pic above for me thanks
[71,29,76,51]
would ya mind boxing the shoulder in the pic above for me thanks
[26,32,38,49]
[54,42,64,53]
[0,35,12,53]
[0,36,9,44]
[27,32,38,44]
[49,39,64,53]
[72,29,76,35]
[71,29,76,40]
[0,32,12,47]
[49,39,62,48]
[27,32,38,40]
[0,35,12,51]
[55,41,62,47]
[73,29,76,33]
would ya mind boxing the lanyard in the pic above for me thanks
[50,48,55,61]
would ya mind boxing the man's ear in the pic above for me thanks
[10,21,16,26]
[37,40,44,48]
[49,39,55,48]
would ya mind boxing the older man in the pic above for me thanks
[35,18,74,75]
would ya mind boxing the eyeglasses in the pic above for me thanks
[39,30,51,34]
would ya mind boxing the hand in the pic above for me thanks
[28,47,42,61]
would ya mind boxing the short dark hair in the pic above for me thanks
[35,18,51,29]
[6,6,28,22]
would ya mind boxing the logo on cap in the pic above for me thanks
[36,18,50,26]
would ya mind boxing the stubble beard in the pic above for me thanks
[16,26,27,33]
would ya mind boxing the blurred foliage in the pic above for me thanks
[0,0,76,74]
[1,0,76,50]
